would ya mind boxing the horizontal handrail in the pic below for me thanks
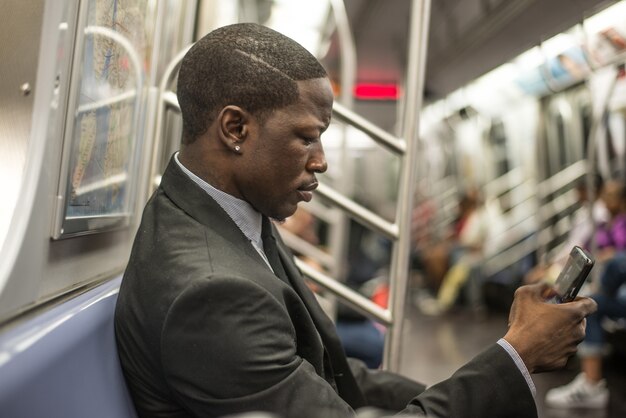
[537,160,586,198]
[84,25,143,98]
[76,90,137,114]
[276,228,336,271]
[295,258,392,326]
[484,235,537,277]
[487,215,536,255]
[332,102,406,156]
[538,189,577,223]
[483,166,525,196]
[315,183,399,240]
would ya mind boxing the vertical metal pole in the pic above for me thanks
[329,0,357,287]
[384,0,431,372]
[586,66,619,259]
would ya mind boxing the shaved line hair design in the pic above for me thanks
[177,23,328,144]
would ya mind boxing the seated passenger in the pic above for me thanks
[525,176,608,285]
[417,188,491,315]
[546,179,626,409]
[115,23,596,418]
[592,179,626,262]
[546,254,626,409]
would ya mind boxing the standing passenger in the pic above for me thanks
[115,23,596,418]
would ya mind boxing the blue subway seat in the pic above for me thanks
[0,276,137,418]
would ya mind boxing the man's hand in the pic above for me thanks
[503,283,597,374]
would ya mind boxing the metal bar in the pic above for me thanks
[537,159,586,198]
[483,166,524,196]
[149,45,191,190]
[295,258,392,326]
[586,66,620,257]
[328,0,357,298]
[486,215,536,256]
[76,90,136,114]
[329,0,356,110]
[163,91,180,110]
[276,227,336,271]
[332,102,407,156]
[84,26,143,92]
[315,183,399,240]
[484,235,537,277]
[384,0,431,372]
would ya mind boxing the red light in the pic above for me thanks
[353,83,401,100]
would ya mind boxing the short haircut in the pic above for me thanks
[177,23,328,144]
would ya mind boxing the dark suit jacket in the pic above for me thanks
[115,157,537,418]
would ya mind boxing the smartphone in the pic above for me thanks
[548,246,595,303]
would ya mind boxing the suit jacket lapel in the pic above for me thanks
[274,227,367,408]
[159,156,268,271]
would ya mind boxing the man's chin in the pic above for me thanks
[268,204,299,223]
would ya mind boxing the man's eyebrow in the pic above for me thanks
[299,122,328,135]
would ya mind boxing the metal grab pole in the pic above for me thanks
[328,0,357,292]
[384,0,431,372]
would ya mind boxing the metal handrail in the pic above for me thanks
[150,46,191,189]
[276,228,336,271]
[585,65,621,257]
[484,235,537,277]
[483,166,524,196]
[332,103,407,155]
[315,183,399,240]
[325,0,356,292]
[537,160,586,198]
[296,259,392,326]
[383,0,431,371]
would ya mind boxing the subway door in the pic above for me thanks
[537,86,590,256]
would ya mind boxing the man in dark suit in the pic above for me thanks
[114,23,596,418]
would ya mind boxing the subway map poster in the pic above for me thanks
[59,0,153,237]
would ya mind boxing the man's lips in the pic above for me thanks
[297,181,318,202]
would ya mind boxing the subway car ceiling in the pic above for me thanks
[322,0,611,100]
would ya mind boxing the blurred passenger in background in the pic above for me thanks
[525,176,608,285]
[546,179,626,409]
[592,178,626,261]
[416,188,491,316]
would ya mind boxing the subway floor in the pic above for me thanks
[399,301,626,418]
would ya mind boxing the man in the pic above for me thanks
[115,23,596,418]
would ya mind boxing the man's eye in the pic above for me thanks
[301,136,316,145]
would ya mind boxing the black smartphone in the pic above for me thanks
[549,246,595,303]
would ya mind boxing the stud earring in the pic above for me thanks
[234,145,241,152]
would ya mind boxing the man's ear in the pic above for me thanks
[217,105,249,153]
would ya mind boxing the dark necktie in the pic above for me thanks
[261,216,289,283]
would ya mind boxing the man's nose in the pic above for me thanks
[307,144,327,173]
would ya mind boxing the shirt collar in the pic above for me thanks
[174,152,263,247]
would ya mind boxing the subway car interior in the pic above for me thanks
[1,0,626,417]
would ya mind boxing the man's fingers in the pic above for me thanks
[515,282,552,300]
[575,320,587,344]
[567,297,598,317]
